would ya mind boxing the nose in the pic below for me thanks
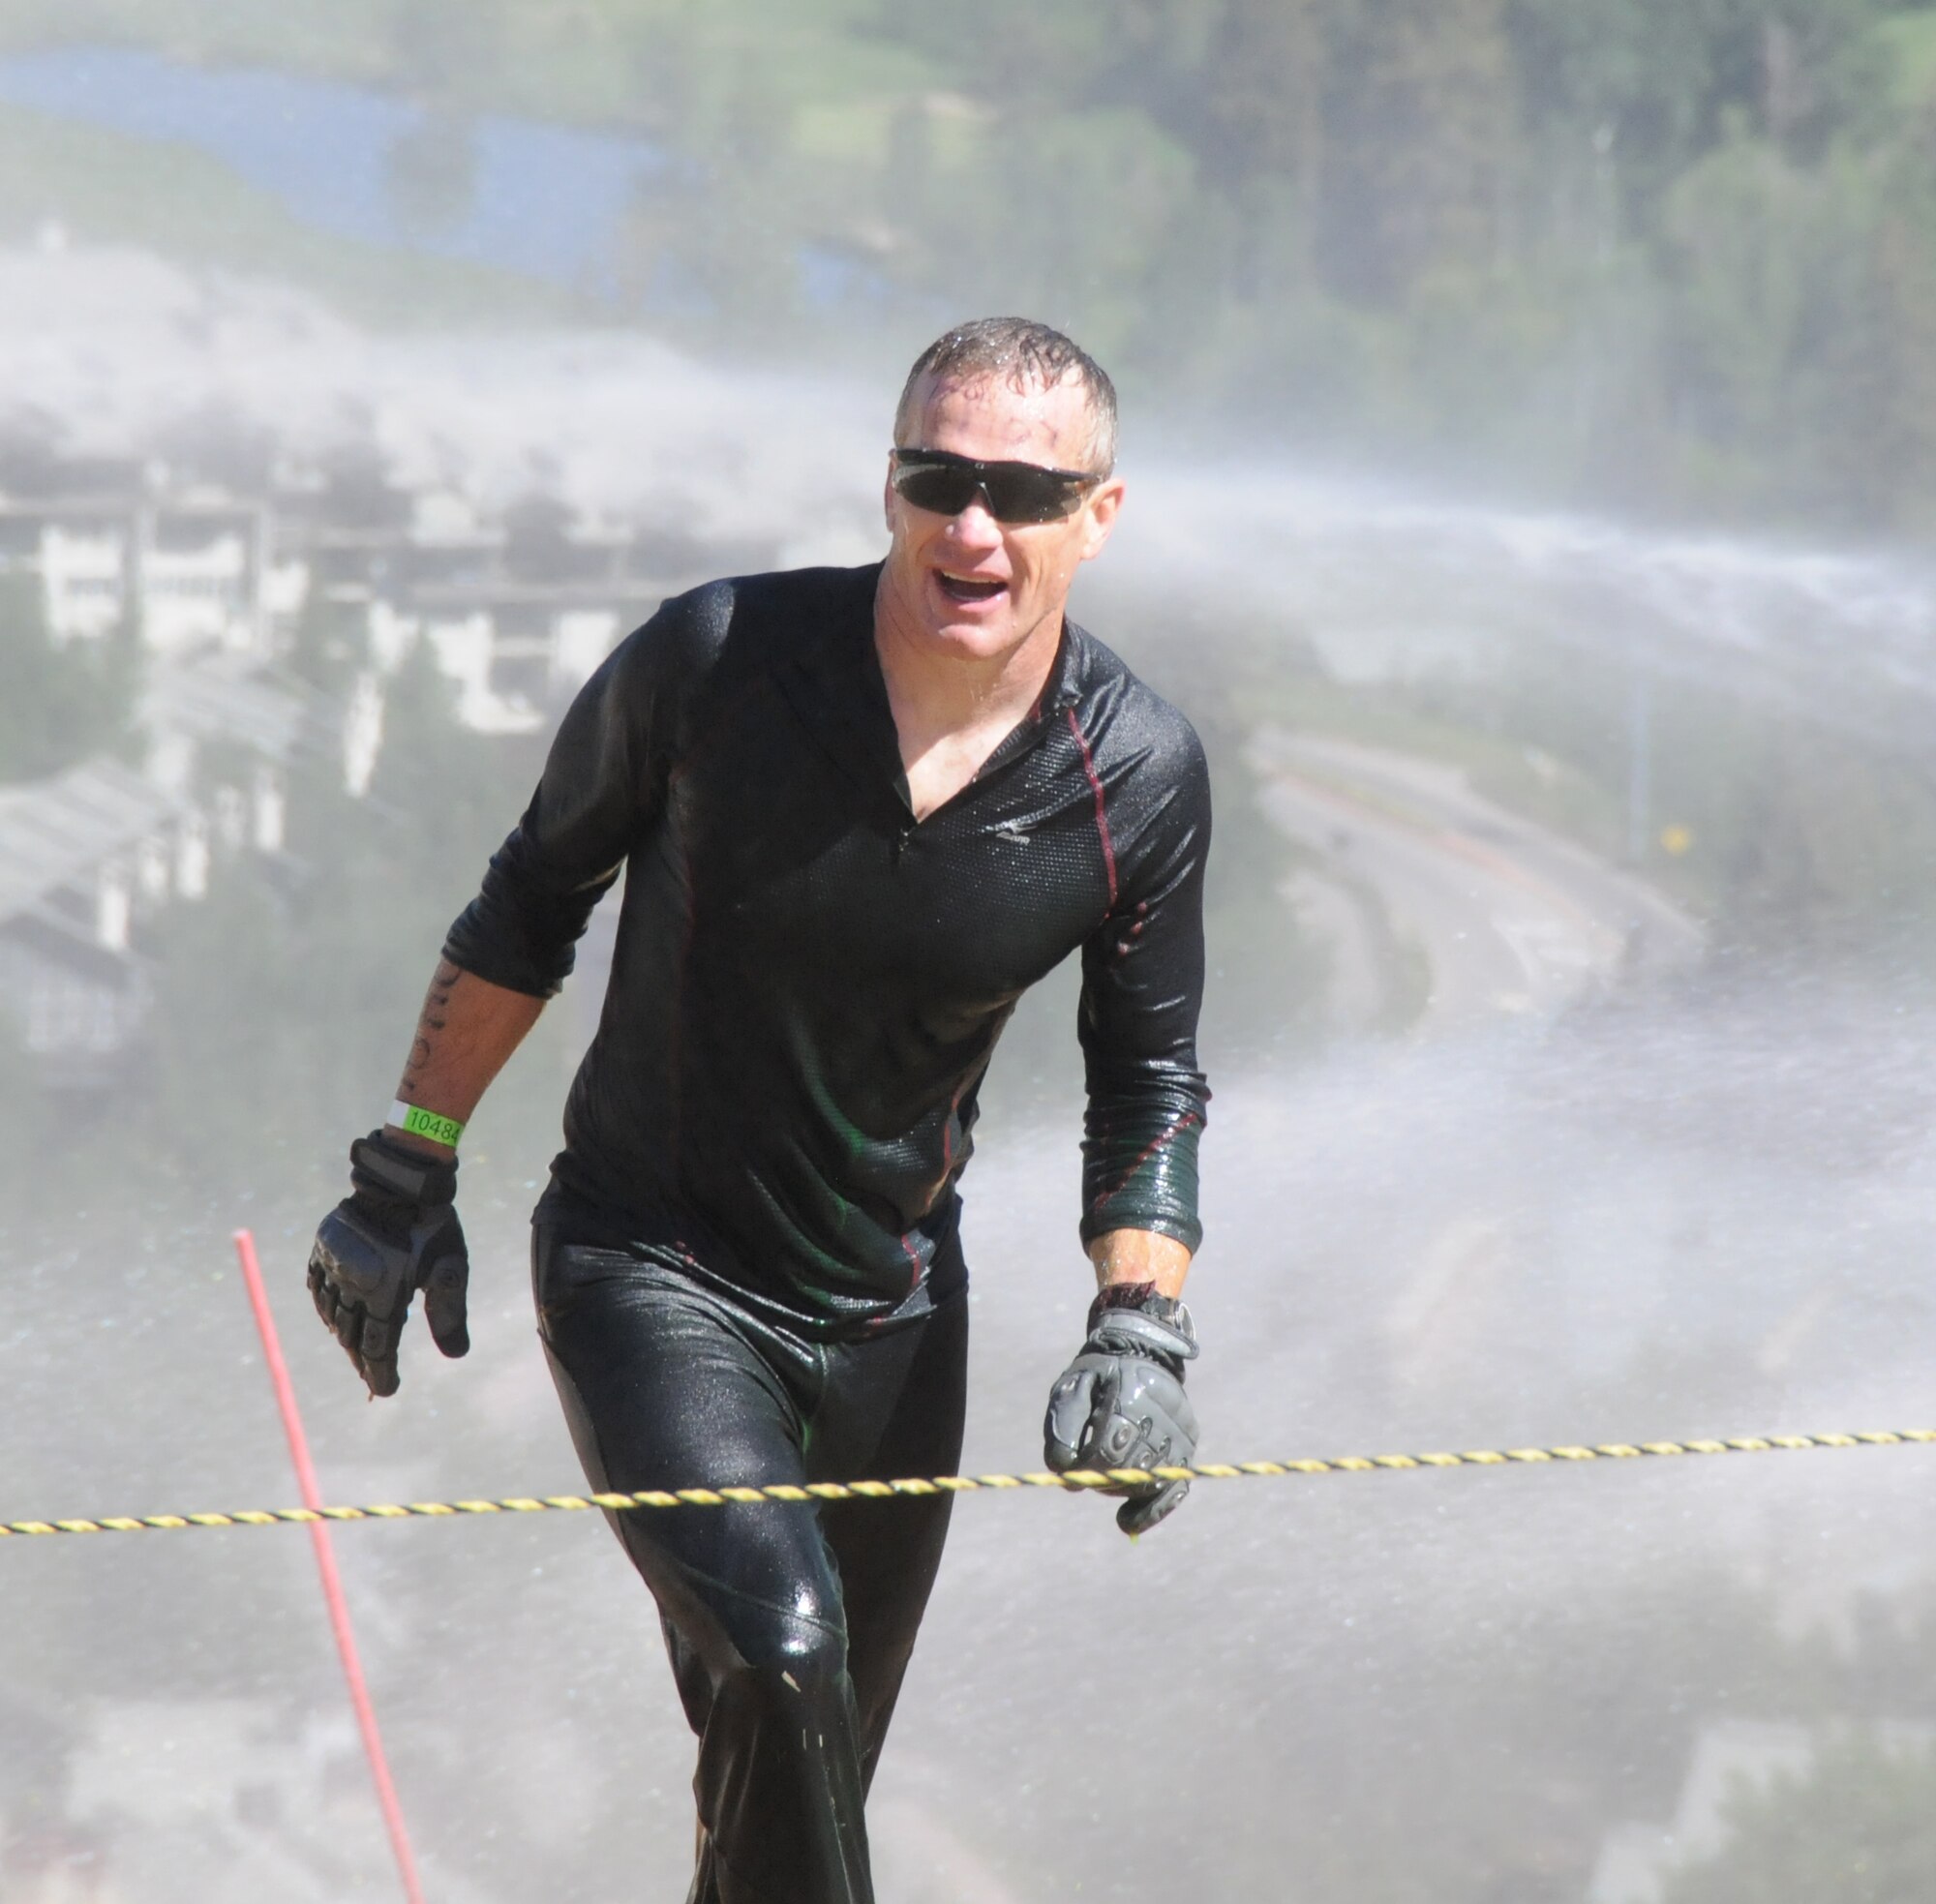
[945,495,1004,550]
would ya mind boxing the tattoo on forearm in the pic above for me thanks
[424,959,457,1029]
[401,961,463,1093]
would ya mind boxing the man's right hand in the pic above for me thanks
[307,1131,470,1398]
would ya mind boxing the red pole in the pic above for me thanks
[233,1228,428,1904]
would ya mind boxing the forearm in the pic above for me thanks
[1087,1228,1193,1300]
[386,958,545,1156]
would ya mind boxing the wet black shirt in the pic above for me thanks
[444,562,1210,1333]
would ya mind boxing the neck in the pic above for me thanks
[871,567,1064,752]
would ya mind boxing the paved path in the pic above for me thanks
[1249,728,1705,1032]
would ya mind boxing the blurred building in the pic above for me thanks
[0,430,778,1077]
[0,488,284,660]
[0,762,181,1080]
[310,493,770,736]
[0,656,307,1081]
[2,432,779,736]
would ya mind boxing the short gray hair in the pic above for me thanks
[893,317,1118,474]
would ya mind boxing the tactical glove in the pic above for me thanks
[1044,1284,1198,1536]
[308,1130,469,1398]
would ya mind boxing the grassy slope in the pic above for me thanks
[0,0,399,78]
[0,0,942,131]
[0,102,576,326]
[1870,8,1936,106]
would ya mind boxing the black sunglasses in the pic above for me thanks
[890,447,1102,524]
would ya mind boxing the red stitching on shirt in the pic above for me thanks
[1088,1109,1203,1214]
[940,1067,977,1174]
[1065,706,1118,911]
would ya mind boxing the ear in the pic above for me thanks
[883,451,898,533]
[1076,476,1126,563]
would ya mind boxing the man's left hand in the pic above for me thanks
[1044,1284,1198,1535]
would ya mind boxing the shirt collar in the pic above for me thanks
[773,563,1090,808]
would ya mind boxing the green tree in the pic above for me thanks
[1506,0,1894,214]
[1195,0,1327,189]
[1657,1734,1936,1903]
[286,577,362,694]
[1658,127,1835,463]
[0,574,140,784]
[1812,134,1936,529]
[1652,98,1936,528]
[1309,0,1520,302]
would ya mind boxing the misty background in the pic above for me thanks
[1,3,1934,1899]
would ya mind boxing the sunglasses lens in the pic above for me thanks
[893,461,1087,524]
[984,469,1083,522]
[892,466,983,516]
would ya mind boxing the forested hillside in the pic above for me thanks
[3,0,1931,530]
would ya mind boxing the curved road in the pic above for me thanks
[1248,728,1705,1032]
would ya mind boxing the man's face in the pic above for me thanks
[880,370,1124,665]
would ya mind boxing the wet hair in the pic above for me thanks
[893,317,1118,475]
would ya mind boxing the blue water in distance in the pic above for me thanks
[0,45,669,291]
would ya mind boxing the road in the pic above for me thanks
[1249,728,1705,1032]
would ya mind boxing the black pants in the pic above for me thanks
[532,1232,969,1903]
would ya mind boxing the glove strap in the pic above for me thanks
[350,1130,459,1208]
[1087,1284,1198,1362]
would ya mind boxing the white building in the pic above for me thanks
[0,656,307,1077]
[353,581,654,739]
[0,492,275,659]
[0,763,185,1075]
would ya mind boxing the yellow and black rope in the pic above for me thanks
[3,1429,1929,1540]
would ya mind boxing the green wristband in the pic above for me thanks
[388,1100,465,1148]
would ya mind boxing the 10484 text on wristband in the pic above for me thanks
[388,1102,464,1149]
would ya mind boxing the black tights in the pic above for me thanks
[533,1233,968,1903]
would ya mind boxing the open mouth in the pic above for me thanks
[935,569,1008,606]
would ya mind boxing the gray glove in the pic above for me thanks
[308,1131,469,1398]
[1044,1284,1198,1535]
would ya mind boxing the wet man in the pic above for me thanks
[306,317,1211,1902]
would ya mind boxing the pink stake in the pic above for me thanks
[233,1228,427,1903]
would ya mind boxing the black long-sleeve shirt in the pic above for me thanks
[444,561,1210,1334]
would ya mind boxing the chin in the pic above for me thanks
[920,613,1022,659]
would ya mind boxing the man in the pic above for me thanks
[307,317,1210,1902]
